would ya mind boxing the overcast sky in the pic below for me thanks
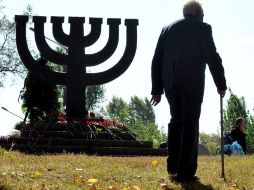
[1,0,254,136]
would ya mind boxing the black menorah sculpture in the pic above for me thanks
[15,15,138,118]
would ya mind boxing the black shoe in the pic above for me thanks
[168,171,177,175]
[167,167,177,175]
[172,175,199,183]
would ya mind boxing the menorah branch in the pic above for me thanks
[15,15,138,118]
[15,15,66,84]
[33,16,67,65]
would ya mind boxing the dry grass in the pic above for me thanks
[0,148,254,190]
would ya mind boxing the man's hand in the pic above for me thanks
[218,89,227,97]
[150,95,161,106]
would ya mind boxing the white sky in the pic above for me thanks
[1,0,254,136]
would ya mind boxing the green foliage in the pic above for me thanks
[0,4,26,87]
[86,85,106,110]
[199,88,254,154]
[223,88,254,152]
[206,142,219,155]
[129,96,155,124]
[22,4,34,20]
[48,47,66,73]
[106,96,130,124]
[223,88,249,132]
[105,96,166,147]
[199,132,220,145]
[0,4,37,87]
[19,58,61,121]
[128,120,167,148]
[199,132,220,155]
[246,115,254,147]
[49,47,68,109]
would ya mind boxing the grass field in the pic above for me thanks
[0,148,253,190]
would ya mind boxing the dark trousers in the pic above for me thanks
[166,89,203,177]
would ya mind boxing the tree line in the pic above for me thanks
[86,85,167,148]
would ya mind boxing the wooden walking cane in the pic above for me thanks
[220,95,226,180]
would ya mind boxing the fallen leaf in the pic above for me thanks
[31,171,42,178]
[88,178,98,183]
[151,160,158,167]
[132,186,140,190]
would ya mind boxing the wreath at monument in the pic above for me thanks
[14,109,136,141]
[19,57,60,123]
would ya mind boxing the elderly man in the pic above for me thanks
[150,1,227,182]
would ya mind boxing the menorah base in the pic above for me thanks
[8,138,168,156]
[0,121,168,156]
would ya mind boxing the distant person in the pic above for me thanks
[231,117,247,154]
[150,0,227,182]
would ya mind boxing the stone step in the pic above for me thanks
[11,137,153,148]
[11,144,168,156]
[94,147,168,156]
[20,122,129,132]
[0,143,210,156]
[19,130,136,140]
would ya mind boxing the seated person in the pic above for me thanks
[230,117,247,154]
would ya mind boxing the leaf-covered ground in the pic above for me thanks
[0,148,253,190]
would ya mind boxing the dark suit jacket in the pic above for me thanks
[151,15,227,96]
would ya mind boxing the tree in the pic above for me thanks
[129,96,155,124]
[20,58,60,122]
[223,88,254,152]
[105,96,130,124]
[246,115,254,146]
[105,96,167,147]
[223,88,249,132]
[86,85,106,110]
[199,132,220,155]
[0,3,26,87]
[199,132,220,145]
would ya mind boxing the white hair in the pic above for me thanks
[183,1,203,18]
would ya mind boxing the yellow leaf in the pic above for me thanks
[132,186,140,190]
[88,178,98,183]
[31,171,42,178]
[151,160,158,166]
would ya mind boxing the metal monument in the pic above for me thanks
[15,15,138,118]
